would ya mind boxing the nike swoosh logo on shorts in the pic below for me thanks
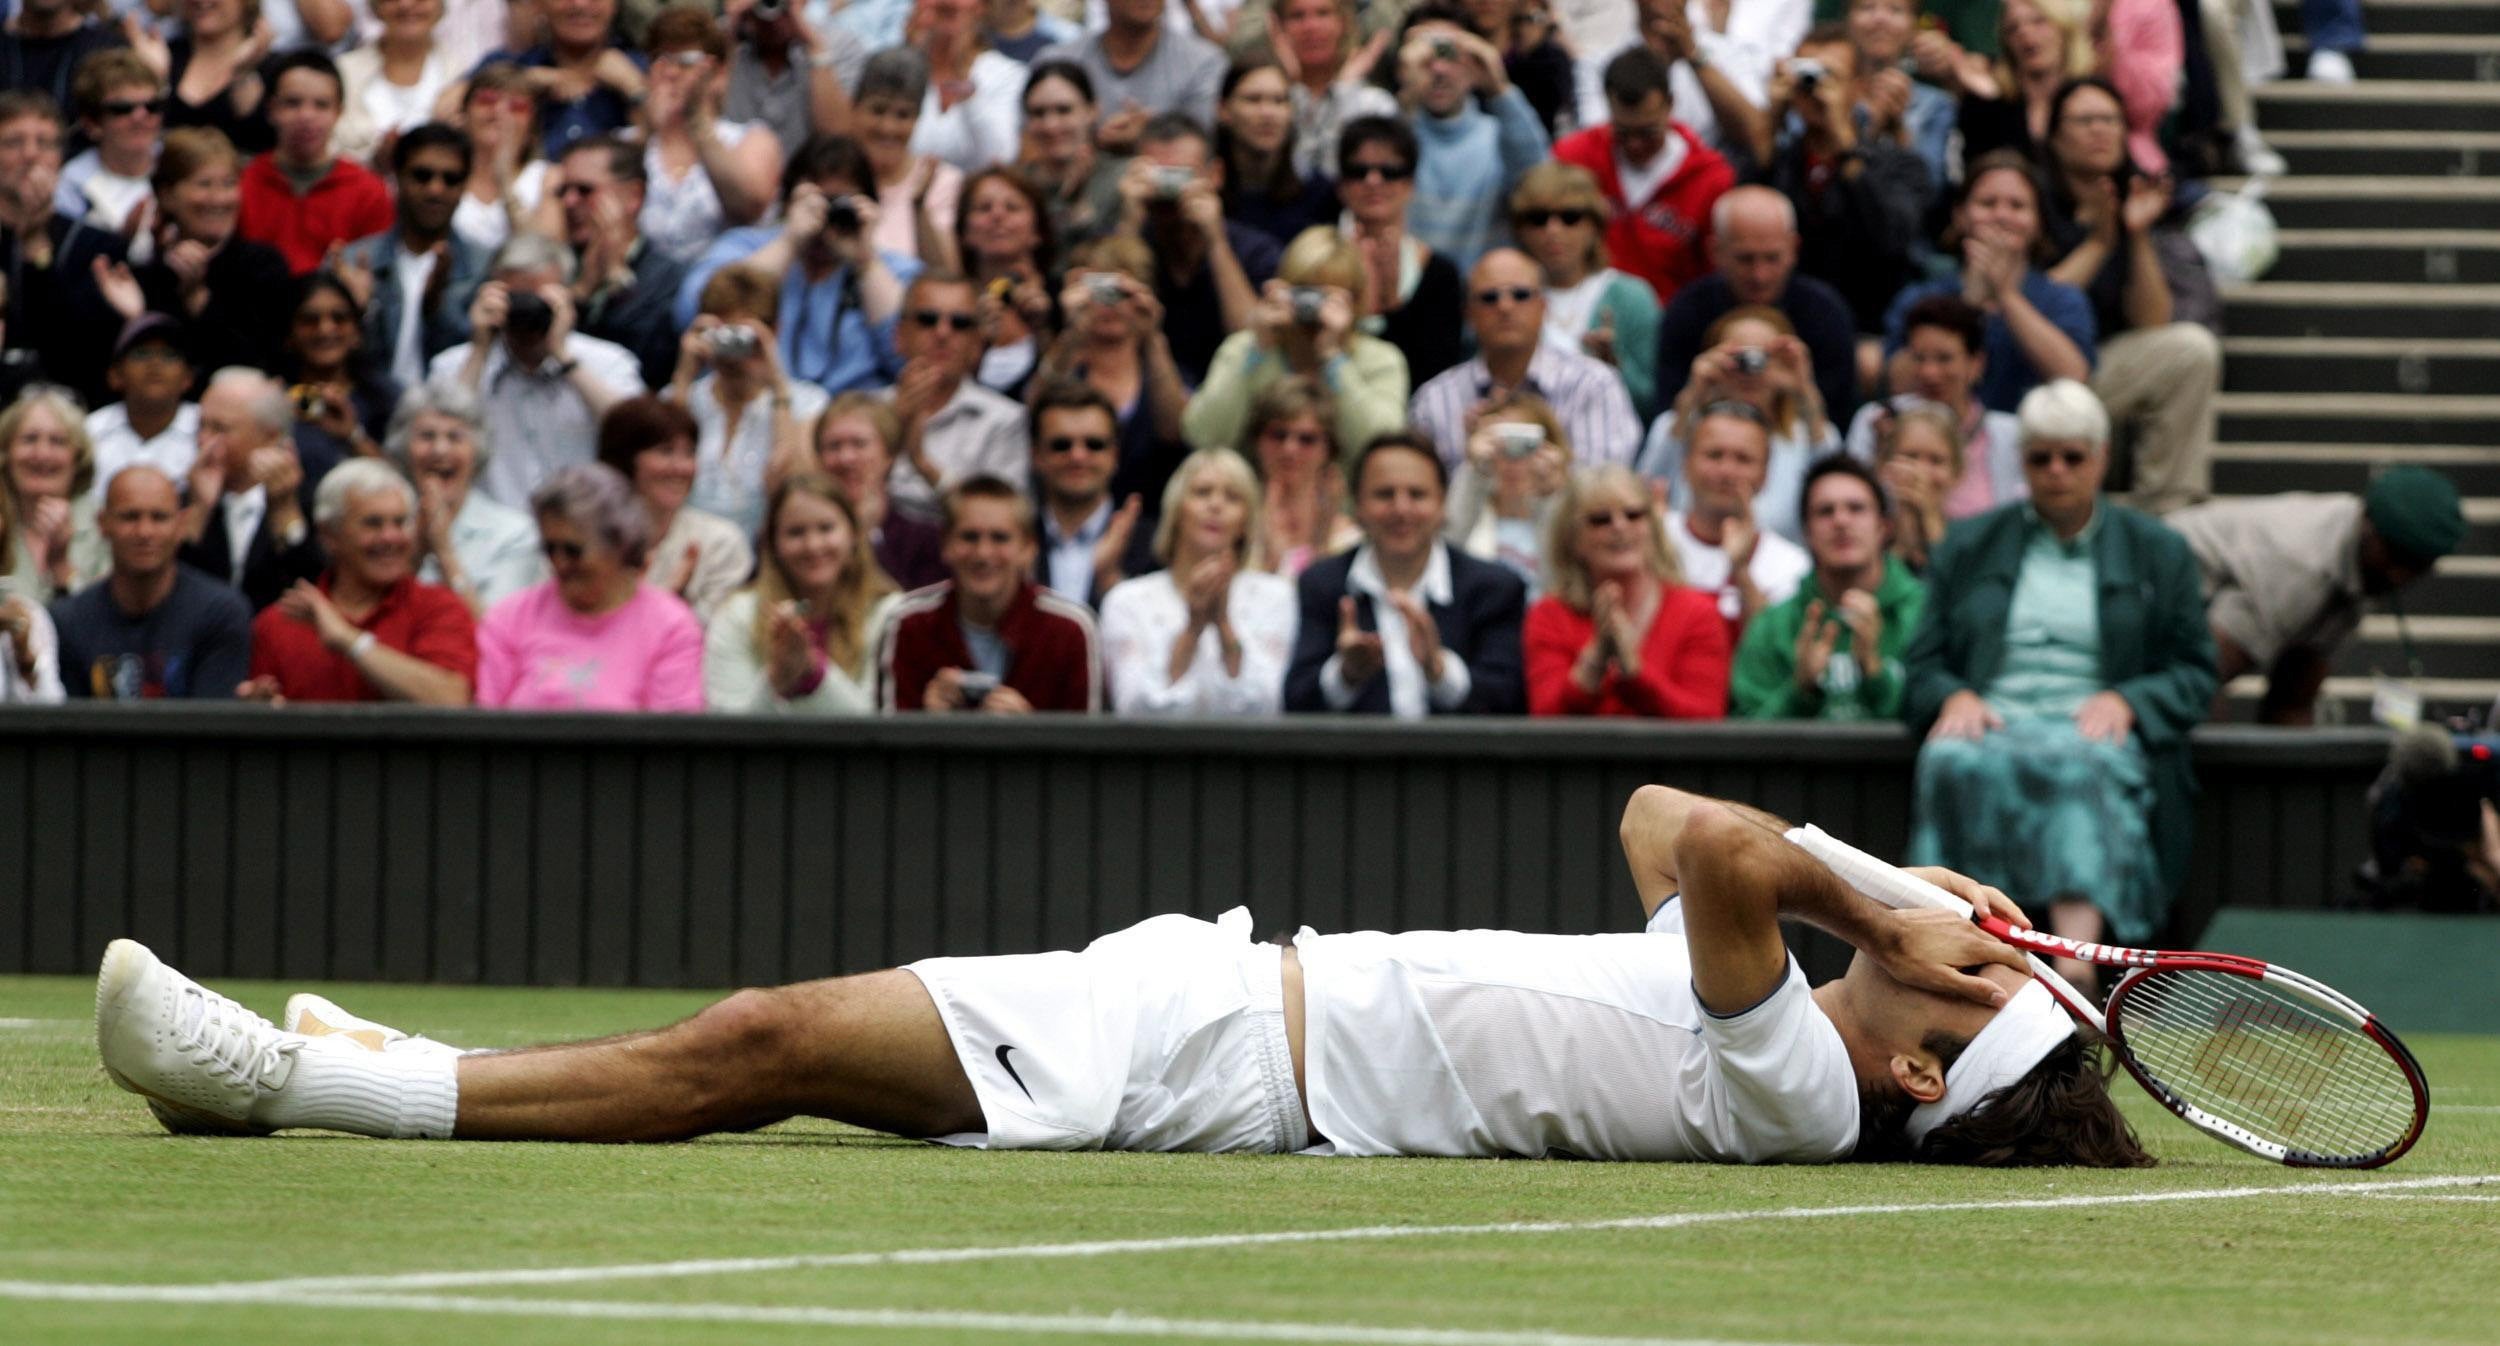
[995,1043,1034,1101]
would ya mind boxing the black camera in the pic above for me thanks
[1289,286,1326,326]
[751,0,788,18]
[505,291,553,340]
[1732,347,1768,376]
[825,196,862,233]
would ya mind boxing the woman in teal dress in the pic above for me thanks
[1901,380,2218,994]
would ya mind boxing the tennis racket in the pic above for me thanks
[1786,826,2432,1169]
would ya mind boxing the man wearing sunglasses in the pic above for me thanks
[1028,380,1151,608]
[880,271,1030,526]
[1409,248,1641,474]
[335,124,492,393]
[551,133,687,394]
[55,51,163,235]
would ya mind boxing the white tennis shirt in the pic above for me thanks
[1292,917,1860,1163]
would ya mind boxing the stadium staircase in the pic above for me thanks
[2203,0,2500,721]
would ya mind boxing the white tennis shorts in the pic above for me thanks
[905,906,1310,1153]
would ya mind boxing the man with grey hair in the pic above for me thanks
[1653,184,1857,421]
[238,458,478,705]
[176,368,327,613]
[387,382,545,616]
[430,233,646,510]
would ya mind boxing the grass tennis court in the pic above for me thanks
[5,973,2496,1346]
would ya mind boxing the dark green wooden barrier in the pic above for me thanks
[0,709,2393,988]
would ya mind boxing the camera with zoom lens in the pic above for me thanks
[505,291,553,340]
[824,195,862,233]
[1429,36,1458,61]
[1289,286,1326,326]
[751,0,788,18]
[1732,347,1768,376]
[706,326,760,360]
[1788,56,1827,94]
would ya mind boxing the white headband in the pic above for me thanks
[1903,978,2075,1145]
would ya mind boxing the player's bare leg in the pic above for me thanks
[452,971,982,1141]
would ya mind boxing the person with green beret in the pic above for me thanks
[1732,455,1928,720]
[2164,464,2467,726]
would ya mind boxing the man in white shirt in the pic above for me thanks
[338,123,489,394]
[1662,401,1809,631]
[883,272,1031,524]
[85,315,199,501]
[429,233,645,510]
[1409,249,1643,472]
[97,784,2150,1168]
[171,369,326,613]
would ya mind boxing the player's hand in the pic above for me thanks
[1903,866,2033,930]
[1874,907,2030,1006]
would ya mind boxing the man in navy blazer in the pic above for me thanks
[1285,433,1526,715]
[176,370,329,614]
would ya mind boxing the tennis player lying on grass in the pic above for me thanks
[95,787,2153,1166]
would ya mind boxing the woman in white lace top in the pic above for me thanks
[1097,446,1297,716]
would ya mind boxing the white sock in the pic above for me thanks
[259,1040,460,1139]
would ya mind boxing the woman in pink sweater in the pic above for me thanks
[475,463,706,712]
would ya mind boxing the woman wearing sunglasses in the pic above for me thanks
[475,460,706,711]
[1507,162,1660,422]
[1333,116,1462,387]
[1523,464,1727,719]
[1902,379,2217,996]
[449,63,548,253]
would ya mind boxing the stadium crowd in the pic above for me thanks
[0,0,2479,942]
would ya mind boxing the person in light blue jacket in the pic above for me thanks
[1388,7,1550,274]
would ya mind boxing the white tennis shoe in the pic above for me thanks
[95,939,297,1136]
[283,993,465,1058]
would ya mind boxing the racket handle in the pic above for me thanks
[1784,825,1975,918]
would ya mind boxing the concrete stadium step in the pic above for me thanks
[2270,0,2500,37]
[2220,336,2500,395]
[2268,131,2500,177]
[2332,614,2500,681]
[2222,282,2500,338]
[2285,34,2500,81]
[2415,554,2500,617]
[2208,175,2500,230]
[2210,443,2500,497]
[2222,674,2500,721]
[2264,230,2500,285]
[2215,392,2500,446]
[2253,81,2500,133]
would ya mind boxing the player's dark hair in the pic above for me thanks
[1884,1032,2156,1168]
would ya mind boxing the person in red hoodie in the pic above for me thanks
[1551,46,1732,309]
[237,51,393,276]
[879,474,1102,714]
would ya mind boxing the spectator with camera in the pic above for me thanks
[50,464,252,700]
[669,264,825,538]
[1442,391,1573,597]
[954,167,1057,398]
[679,135,916,397]
[882,270,1032,524]
[0,91,132,409]
[1027,379,1155,608]
[1182,226,1407,467]
[276,274,398,468]
[1659,398,1809,632]
[1019,61,1131,268]
[1098,445,1297,715]
[86,317,202,504]
[1,386,105,604]
[1284,430,1526,717]
[333,123,490,393]
[238,458,478,705]
[436,232,646,508]
[475,460,706,711]
[1524,462,1728,719]
[722,0,866,163]
[1116,112,1277,388]
[1730,454,1925,720]
[880,473,1103,713]
[386,380,546,616]
[2166,467,2467,727]
[1651,186,1855,429]
[1037,0,1227,150]
[811,391,950,590]
[1390,6,1550,274]
[543,132,688,394]
[1552,47,1733,310]
[1333,115,1465,389]
[703,470,902,714]
[236,52,395,275]
[595,393,752,621]
[1843,294,2025,525]
[1642,305,1838,548]
[55,50,166,236]
[1571,0,1794,161]
[1411,248,1643,473]
[1030,237,1191,522]
[175,369,328,613]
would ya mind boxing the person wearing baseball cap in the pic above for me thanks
[2165,464,2467,725]
[86,314,201,504]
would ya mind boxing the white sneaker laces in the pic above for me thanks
[177,987,294,1088]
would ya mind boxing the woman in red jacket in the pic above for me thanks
[1524,464,1728,718]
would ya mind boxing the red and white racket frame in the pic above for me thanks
[1785,825,2432,1167]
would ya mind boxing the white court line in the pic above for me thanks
[0,1289,1809,1346]
[6,1173,2488,1302]
[0,1018,77,1029]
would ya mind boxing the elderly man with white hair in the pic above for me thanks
[1898,379,2217,995]
[237,458,478,706]
[384,382,544,617]
[176,368,327,613]
[431,233,647,511]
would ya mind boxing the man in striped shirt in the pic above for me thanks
[1409,249,1643,473]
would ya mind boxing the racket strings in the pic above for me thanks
[2116,969,2416,1159]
